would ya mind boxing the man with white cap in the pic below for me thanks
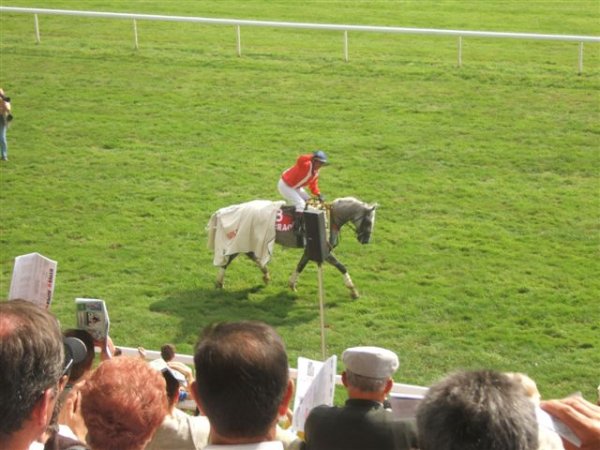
[303,346,418,450]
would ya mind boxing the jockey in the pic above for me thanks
[278,150,328,236]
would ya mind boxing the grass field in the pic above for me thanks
[1,1,599,402]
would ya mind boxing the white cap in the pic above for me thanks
[342,346,399,379]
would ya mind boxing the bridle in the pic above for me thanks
[355,212,372,243]
[308,198,374,245]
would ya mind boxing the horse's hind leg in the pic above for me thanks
[326,253,359,299]
[215,266,226,289]
[246,252,271,285]
[215,254,238,289]
[289,251,311,292]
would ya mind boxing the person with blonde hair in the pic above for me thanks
[80,357,167,450]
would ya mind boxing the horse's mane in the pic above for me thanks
[330,197,375,225]
[332,196,368,207]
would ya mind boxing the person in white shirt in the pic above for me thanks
[146,367,210,450]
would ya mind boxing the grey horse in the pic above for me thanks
[209,197,377,299]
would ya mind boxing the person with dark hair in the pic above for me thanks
[54,329,96,445]
[0,300,67,450]
[303,346,417,450]
[146,368,210,450]
[62,329,96,385]
[80,357,168,450]
[160,343,176,362]
[416,369,539,450]
[147,342,195,393]
[191,320,294,449]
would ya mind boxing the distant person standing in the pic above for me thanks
[0,88,12,161]
[278,151,328,235]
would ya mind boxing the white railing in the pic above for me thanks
[1,6,599,73]
[117,345,429,397]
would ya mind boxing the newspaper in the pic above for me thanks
[536,406,581,447]
[292,355,337,433]
[75,298,110,341]
[389,393,424,420]
[8,252,57,309]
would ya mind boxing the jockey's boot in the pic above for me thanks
[293,211,304,246]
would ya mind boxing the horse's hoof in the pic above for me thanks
[215,281,223,289]
[288,282,297,292]
[263,273,271,285]
[351,289,359,299]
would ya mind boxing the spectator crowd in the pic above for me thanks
[1,298,599,450]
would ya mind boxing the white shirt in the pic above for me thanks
[146,408,210,450]
[28,425,81,450]
[204,442,284,450]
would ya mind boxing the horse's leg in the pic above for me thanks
[325,253,359,299]
[246,252,271,285]
[289,250,311,292]
[215,254,239,289]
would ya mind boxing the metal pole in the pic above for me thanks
[578,42,583,74]
[133,19,139,50]
[34,13,40,44]
[458,36,462,67]
[344,30,349,62]
[236,25,241,57]
[317,263,326,359]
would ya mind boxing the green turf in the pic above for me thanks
[1,1,599,402]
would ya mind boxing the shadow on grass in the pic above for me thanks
[150,284,318,343]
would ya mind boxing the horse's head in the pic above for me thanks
[354,203,377,244]
[330,197,378,245]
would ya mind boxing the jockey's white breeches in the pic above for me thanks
[278,178,309,212]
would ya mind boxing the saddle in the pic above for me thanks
[275,202,329,248]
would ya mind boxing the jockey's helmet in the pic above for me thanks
[313,150,329,164]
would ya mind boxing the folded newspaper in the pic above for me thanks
[8,252,57,309]
[389,393,424,420]
[75,298,110,341]
[292,355,337,433]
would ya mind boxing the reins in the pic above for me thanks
[305,198,371,246]
[306,198,333,243]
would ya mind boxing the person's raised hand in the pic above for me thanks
[541,396,600,450]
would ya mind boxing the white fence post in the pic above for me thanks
[344,30,349,62]
[458,36,462,67]
[578,42,584,75]
[133,19,139,50]
[34,13,40,44]
[236,25,241,57]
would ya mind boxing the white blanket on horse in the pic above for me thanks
[207,200,285,267]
